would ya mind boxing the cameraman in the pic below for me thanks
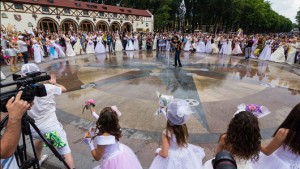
[1,91,30,168]
[171,36,182,67]
[21,63,75,168]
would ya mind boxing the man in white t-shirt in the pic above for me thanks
[21,63,75,168]
[17,36,29,64]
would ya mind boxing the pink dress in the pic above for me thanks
[93,135,143,169]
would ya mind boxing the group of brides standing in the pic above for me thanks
[180,33,300,65]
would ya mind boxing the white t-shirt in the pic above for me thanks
[17,40,28,52]
[27,84,62,131]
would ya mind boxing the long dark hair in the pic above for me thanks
[274,103,300,155]
[166,122,189,147]
[94,107,122,141]
[225,111,261,161]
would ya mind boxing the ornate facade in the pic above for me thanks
[0,0,154,33]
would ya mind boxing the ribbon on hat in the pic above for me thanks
[111,105,122,117]
[234,103,271,118]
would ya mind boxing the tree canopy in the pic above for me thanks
[80,0,294,33]
[296,8,300,29]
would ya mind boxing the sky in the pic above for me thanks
[268,0,300,23]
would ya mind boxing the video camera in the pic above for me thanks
[0,72,50,112]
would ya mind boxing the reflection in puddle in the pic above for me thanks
[43,51,299,95]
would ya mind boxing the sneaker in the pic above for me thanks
[39,154,48,166]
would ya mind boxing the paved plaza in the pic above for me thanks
[2,51,300,168]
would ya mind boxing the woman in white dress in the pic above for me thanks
[65,37,76,57]
[73,37,83,55]
[184,35,192,52]
[211,37,220,54]
[196,37,206,53]
[204,111,261,169]
[85,37,95,54]
[269,42,285,63]
[227,38,233,55]
[286,39,297,65]
[134,34,139,50]
[141,35,147,50]
[153,34,158,50]
[95,34,106,54]
[115,32,123,52]
[32,40,44,63]
[125,33,135,51]
[232,38,243,55]
[149,99,205,169]
[219,37,228,54]
[252,103,300,169]
[205,37,212,54]
[259,37,273,60]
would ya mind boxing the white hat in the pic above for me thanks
[166,99,194,126]
[18,35,24,39]
[21,63,40,76]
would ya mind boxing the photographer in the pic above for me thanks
[21,63,75,168]
[1,91,30,168]
[171,36,182,67]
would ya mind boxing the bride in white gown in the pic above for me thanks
[269,43,285,63]
[95,34,106,54]
[85,37,95,54]
[115,32,123,52]
[125,33,135,51]
[65,37,76,57]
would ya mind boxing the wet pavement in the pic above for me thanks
[1,50,300,168]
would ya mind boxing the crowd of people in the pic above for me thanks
[1,27,300,169]
[1,28,300,74]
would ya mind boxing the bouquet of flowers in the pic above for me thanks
[155,91,173,116]
[234,103,271,118]
[82,99,96,114]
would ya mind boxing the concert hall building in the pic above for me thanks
[0,0,154,33]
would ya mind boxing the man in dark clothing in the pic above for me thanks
[245,37,254,60]
[172,36,182,67]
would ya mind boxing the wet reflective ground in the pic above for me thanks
[35,51,300,168]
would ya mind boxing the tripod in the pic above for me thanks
[0,114,70,169]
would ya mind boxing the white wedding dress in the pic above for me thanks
[269,44,285,63]
[86,39,95,54]
[252,146,300,169]
[149,130,205,169]
[65,38,76,57]
[95,36,106,54]
[115,35,123,52]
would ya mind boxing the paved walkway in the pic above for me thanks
[1,51,299,168]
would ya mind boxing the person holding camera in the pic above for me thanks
[1,91,31,169]
[172,36,182,67]
[21,63,75,168]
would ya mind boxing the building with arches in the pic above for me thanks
[0,0,153,33]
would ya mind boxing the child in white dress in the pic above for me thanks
[83,106,143,169]
[252,103,300,169]
[149,99,205,169]
[204,111,261,169]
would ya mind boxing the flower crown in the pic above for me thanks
[234,103,271,118]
